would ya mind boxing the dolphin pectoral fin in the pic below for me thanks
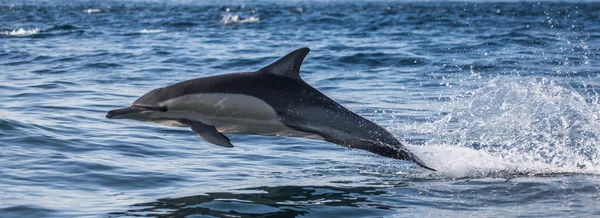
[190,123,234,148]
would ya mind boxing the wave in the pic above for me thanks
[167,21,198,28]
[48,25,79,32]
[409,77,600,178]
[139,29,165,34]
[2,28,39,36]
[1,25,83,38]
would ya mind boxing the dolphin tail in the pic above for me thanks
[401,150,436,171]
[354,141,436,171]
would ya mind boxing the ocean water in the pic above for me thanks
[1,0,600,217]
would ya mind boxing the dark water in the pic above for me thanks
[1,0,600,217]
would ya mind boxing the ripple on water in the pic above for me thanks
[112,185,395,217]
[0,206,57,218]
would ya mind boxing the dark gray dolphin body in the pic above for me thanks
[106,48,434,171]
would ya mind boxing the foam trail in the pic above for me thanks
[409,77,600,178]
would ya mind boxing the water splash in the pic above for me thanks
[414,77,600,178]
[84,9,102,14]
[3,28,39,36]
[220,14,260,25]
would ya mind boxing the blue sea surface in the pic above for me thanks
[1,0,600,217]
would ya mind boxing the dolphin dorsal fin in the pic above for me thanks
[257,47,310,80]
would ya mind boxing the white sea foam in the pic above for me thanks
[239,16,260,24]
[407,77,600,178]
[3,28,39,36]
[85,8,102,14]
[220,14,260,25]
[139,29,165,34]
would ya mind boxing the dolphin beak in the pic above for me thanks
[105,107,147,119]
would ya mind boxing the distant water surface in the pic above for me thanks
[1,0,600,217]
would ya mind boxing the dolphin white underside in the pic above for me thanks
[148,93,325,140]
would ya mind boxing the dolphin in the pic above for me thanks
[106,48,434,171]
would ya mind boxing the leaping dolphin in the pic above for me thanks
[106,48,435,171]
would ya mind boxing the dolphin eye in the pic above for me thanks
[155,106,168,112]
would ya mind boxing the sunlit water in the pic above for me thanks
[1,1,600,217]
